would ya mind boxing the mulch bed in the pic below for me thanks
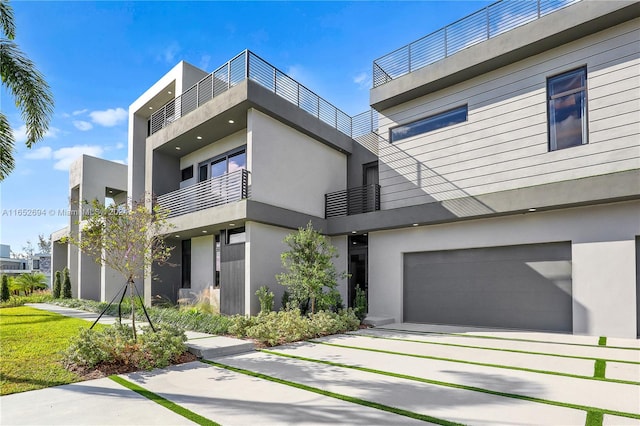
[67,351,198,381]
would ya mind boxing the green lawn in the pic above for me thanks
[0,306,102,395]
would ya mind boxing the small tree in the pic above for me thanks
[62,267,72,299]
[52,270,61,298]
[276,222,346,314]
[63,197,173,339]
[1,275,10,302]
[37,233,51,254]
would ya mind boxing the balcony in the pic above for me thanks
[157,169,249,218]
[325,184,381,218]
[373,0,581,87]
[148,51,378,145]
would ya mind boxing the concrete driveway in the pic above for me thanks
[2,323,639,425]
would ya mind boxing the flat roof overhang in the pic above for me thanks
[370,0,640,111]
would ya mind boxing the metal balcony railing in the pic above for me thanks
[157,169,249,218]
[148,50,380,152]
[373,0,582,87]
[325,184,381,218]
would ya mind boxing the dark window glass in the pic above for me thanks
[199,165,208,182]
[390,105,467,142]
[181,166,194,181]
[548,68,587,151]
[181,240,191,288]
[33,259,40,269]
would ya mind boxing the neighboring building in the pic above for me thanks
[56,0,640,338]
[0,244,51,285]
[51,155,128,300]
[366,0,640,338]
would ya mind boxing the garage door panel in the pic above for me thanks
[403,242,572,332]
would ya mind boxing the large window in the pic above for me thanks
[198,147,247,182]
[547,68,587,151]
[390,105,467,143]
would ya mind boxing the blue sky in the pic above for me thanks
[0,0,492,254]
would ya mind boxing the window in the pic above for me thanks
[198,147,247,182]
[32,259,40,270]
[547,68,587,151]
[181,240,191,288]
[181,166,194,181]
[390,105,467,143]
[227,227,246,244]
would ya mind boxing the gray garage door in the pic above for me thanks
[403,242,572,332]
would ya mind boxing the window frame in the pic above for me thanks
[389,105,468,143]
[546,66,588,152]
[197,146,247,182]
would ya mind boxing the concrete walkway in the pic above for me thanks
[1,305,639,425]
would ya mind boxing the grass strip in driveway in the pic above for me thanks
[312,340,640,386]
[110,375,219,426]
[262,349,640,422]
[585,411,603,426]
[377,329,639,351]
[353,333,640,365]
[202,359,462,426]
[598,337,607,346]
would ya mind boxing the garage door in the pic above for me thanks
[403,242,572,332]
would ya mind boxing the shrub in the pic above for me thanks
[52,270,61,299]
[255,285,274,314]
[354,285,367,323]
[230,308,360,347]
[62,268,72,299]
[281,290,291,310]
[0,291,52,308]
[63,323,187,370]
[1,275,9,302]
[276,222,347,314]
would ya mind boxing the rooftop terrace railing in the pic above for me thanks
[373,0,582,87]
[148,50,379,148]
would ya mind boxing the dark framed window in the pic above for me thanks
[547,67,587,151]
[390,105,467,143]
[227,227,246,244]
[181,166,194,181]
[198,146,247,182]
[181,239,191,289]
[32,259,40,269]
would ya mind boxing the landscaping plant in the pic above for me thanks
[52,270,61,298]
[63,197,174,339]
[1,275,9,302]
[255,285,274,314]
[62,267,72,298]
[63,323,187,371]
[354,284,368,324]
[276,222,347,314]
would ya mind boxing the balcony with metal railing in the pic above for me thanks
[325,184,381,218]
[156,169,249,218]
[373,0,581,88]
[148,50,379,150]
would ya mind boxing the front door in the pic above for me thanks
[348,234,368,309]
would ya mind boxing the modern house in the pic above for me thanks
[0,244,51,284]
[54,0,640,338]
[51,155,128,300]
[364,0,640,338]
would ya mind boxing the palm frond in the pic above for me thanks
[0,0,15,40]
[0,112,15,180]
[0,39,54,148]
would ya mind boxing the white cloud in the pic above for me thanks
[115,142,125,150]
[89,108,127,127]
[353,72,371,90]
[52,145,104,171]
[111,159,126,165]
[158,42,180,64]
[24,146,53,160]
[73,120,93,131]
[12,125,60,143]
[72,109,88,116]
